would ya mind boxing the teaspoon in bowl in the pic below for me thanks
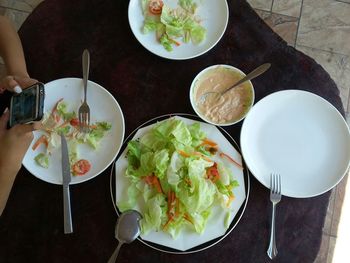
[199,63,271,104]
[107,210,142,263]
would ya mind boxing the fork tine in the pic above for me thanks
[272,173,276,193]
[278,174,281,195]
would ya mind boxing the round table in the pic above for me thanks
[0,0,344,262]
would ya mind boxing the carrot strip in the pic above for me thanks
[32,135,48,150]
[162,217,173,230]
[143,174,164,194]
[200,138,218,147]
[193,152,212,162]
[177,150,191,158]
[183,213,193,224]
[226,194,235,207]
[175,198,180,217]
[219,152,243,169]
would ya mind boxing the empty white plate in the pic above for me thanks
[240,90,350,198]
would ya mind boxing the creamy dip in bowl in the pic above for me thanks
[190,65,255,126]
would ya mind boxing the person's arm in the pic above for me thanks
[0,108,35,216]
[0,16,28,77]
[0,16,39,216]
[0,16,37,94]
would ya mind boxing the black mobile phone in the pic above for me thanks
[9,82,45,127]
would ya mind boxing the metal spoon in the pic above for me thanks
[107,210,142,263]
[198,63,271,104]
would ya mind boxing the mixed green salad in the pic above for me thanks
[141,0,207,51]
[118,118,241,239]
[32,98,111,176]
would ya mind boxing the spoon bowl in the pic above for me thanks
[108,210,142,263]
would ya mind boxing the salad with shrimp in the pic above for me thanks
[141,0,206,51]
[32,98,111,176]
[117,118,241,239]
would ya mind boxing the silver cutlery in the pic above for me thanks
[78,49,91,133]
[108,210,142,263]
[60,134,73,234]
[199,63,271,104]
[267,173,281,259]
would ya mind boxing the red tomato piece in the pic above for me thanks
[72,159,91,176]
[149,0,163,15]
[69,118,80,127]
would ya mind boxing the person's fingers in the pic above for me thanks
[32,121,43,130]
[13,123,35,135]
[1,76,38,93]
[0,76,17,93]
[16,77,38,90]
[0,108,10,130]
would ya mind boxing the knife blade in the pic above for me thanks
[61,134,73,234]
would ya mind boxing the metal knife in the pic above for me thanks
[61,134,73,234]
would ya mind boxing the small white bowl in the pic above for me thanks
[189,65,255,126]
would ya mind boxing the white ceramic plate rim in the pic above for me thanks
[240,90,350,198]
[128,0,229,60]
[23,78,125,185]
[111,114,249,253]
[189,64,255,126]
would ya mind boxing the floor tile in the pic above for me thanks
[255,9,299,46]
[0,0,43,12]
[323,187,336,236]
[272,0,303,18]
[297,0,350,56]
[296,45,350,113]
[332,171,350,262]
[314,234,330,263]
[247,0,273,11]
[335,0,350,3]
[327,236,337,262]
[331,174,348,237]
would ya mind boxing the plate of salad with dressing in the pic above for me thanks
[22,78,125,185]
[111,115,249,253]
[128,0,229,60]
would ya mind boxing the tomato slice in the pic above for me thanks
[72,159,91,176]
[69,117,80,127]
[149,0,163,15]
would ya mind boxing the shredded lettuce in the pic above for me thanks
[118,118,239,239]
[34,153,49,168]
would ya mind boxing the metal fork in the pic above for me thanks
[267,173,282,259]
[78,49,90,133]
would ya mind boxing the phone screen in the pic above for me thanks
[11,87,38,124]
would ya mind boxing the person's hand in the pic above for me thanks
[0,75,37,94]
[0,108,36,178]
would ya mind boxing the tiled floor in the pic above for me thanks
[0,0,349,262]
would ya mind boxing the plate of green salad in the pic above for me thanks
[23,78,125,185]
[111,114,249,253]
[128,0,229,60]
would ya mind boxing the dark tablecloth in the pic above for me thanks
[0,0,344,262]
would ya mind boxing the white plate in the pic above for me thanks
[113,115,249,253]
[23,78,125,185]
[128,0,229,60]
[240,90,350,198]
